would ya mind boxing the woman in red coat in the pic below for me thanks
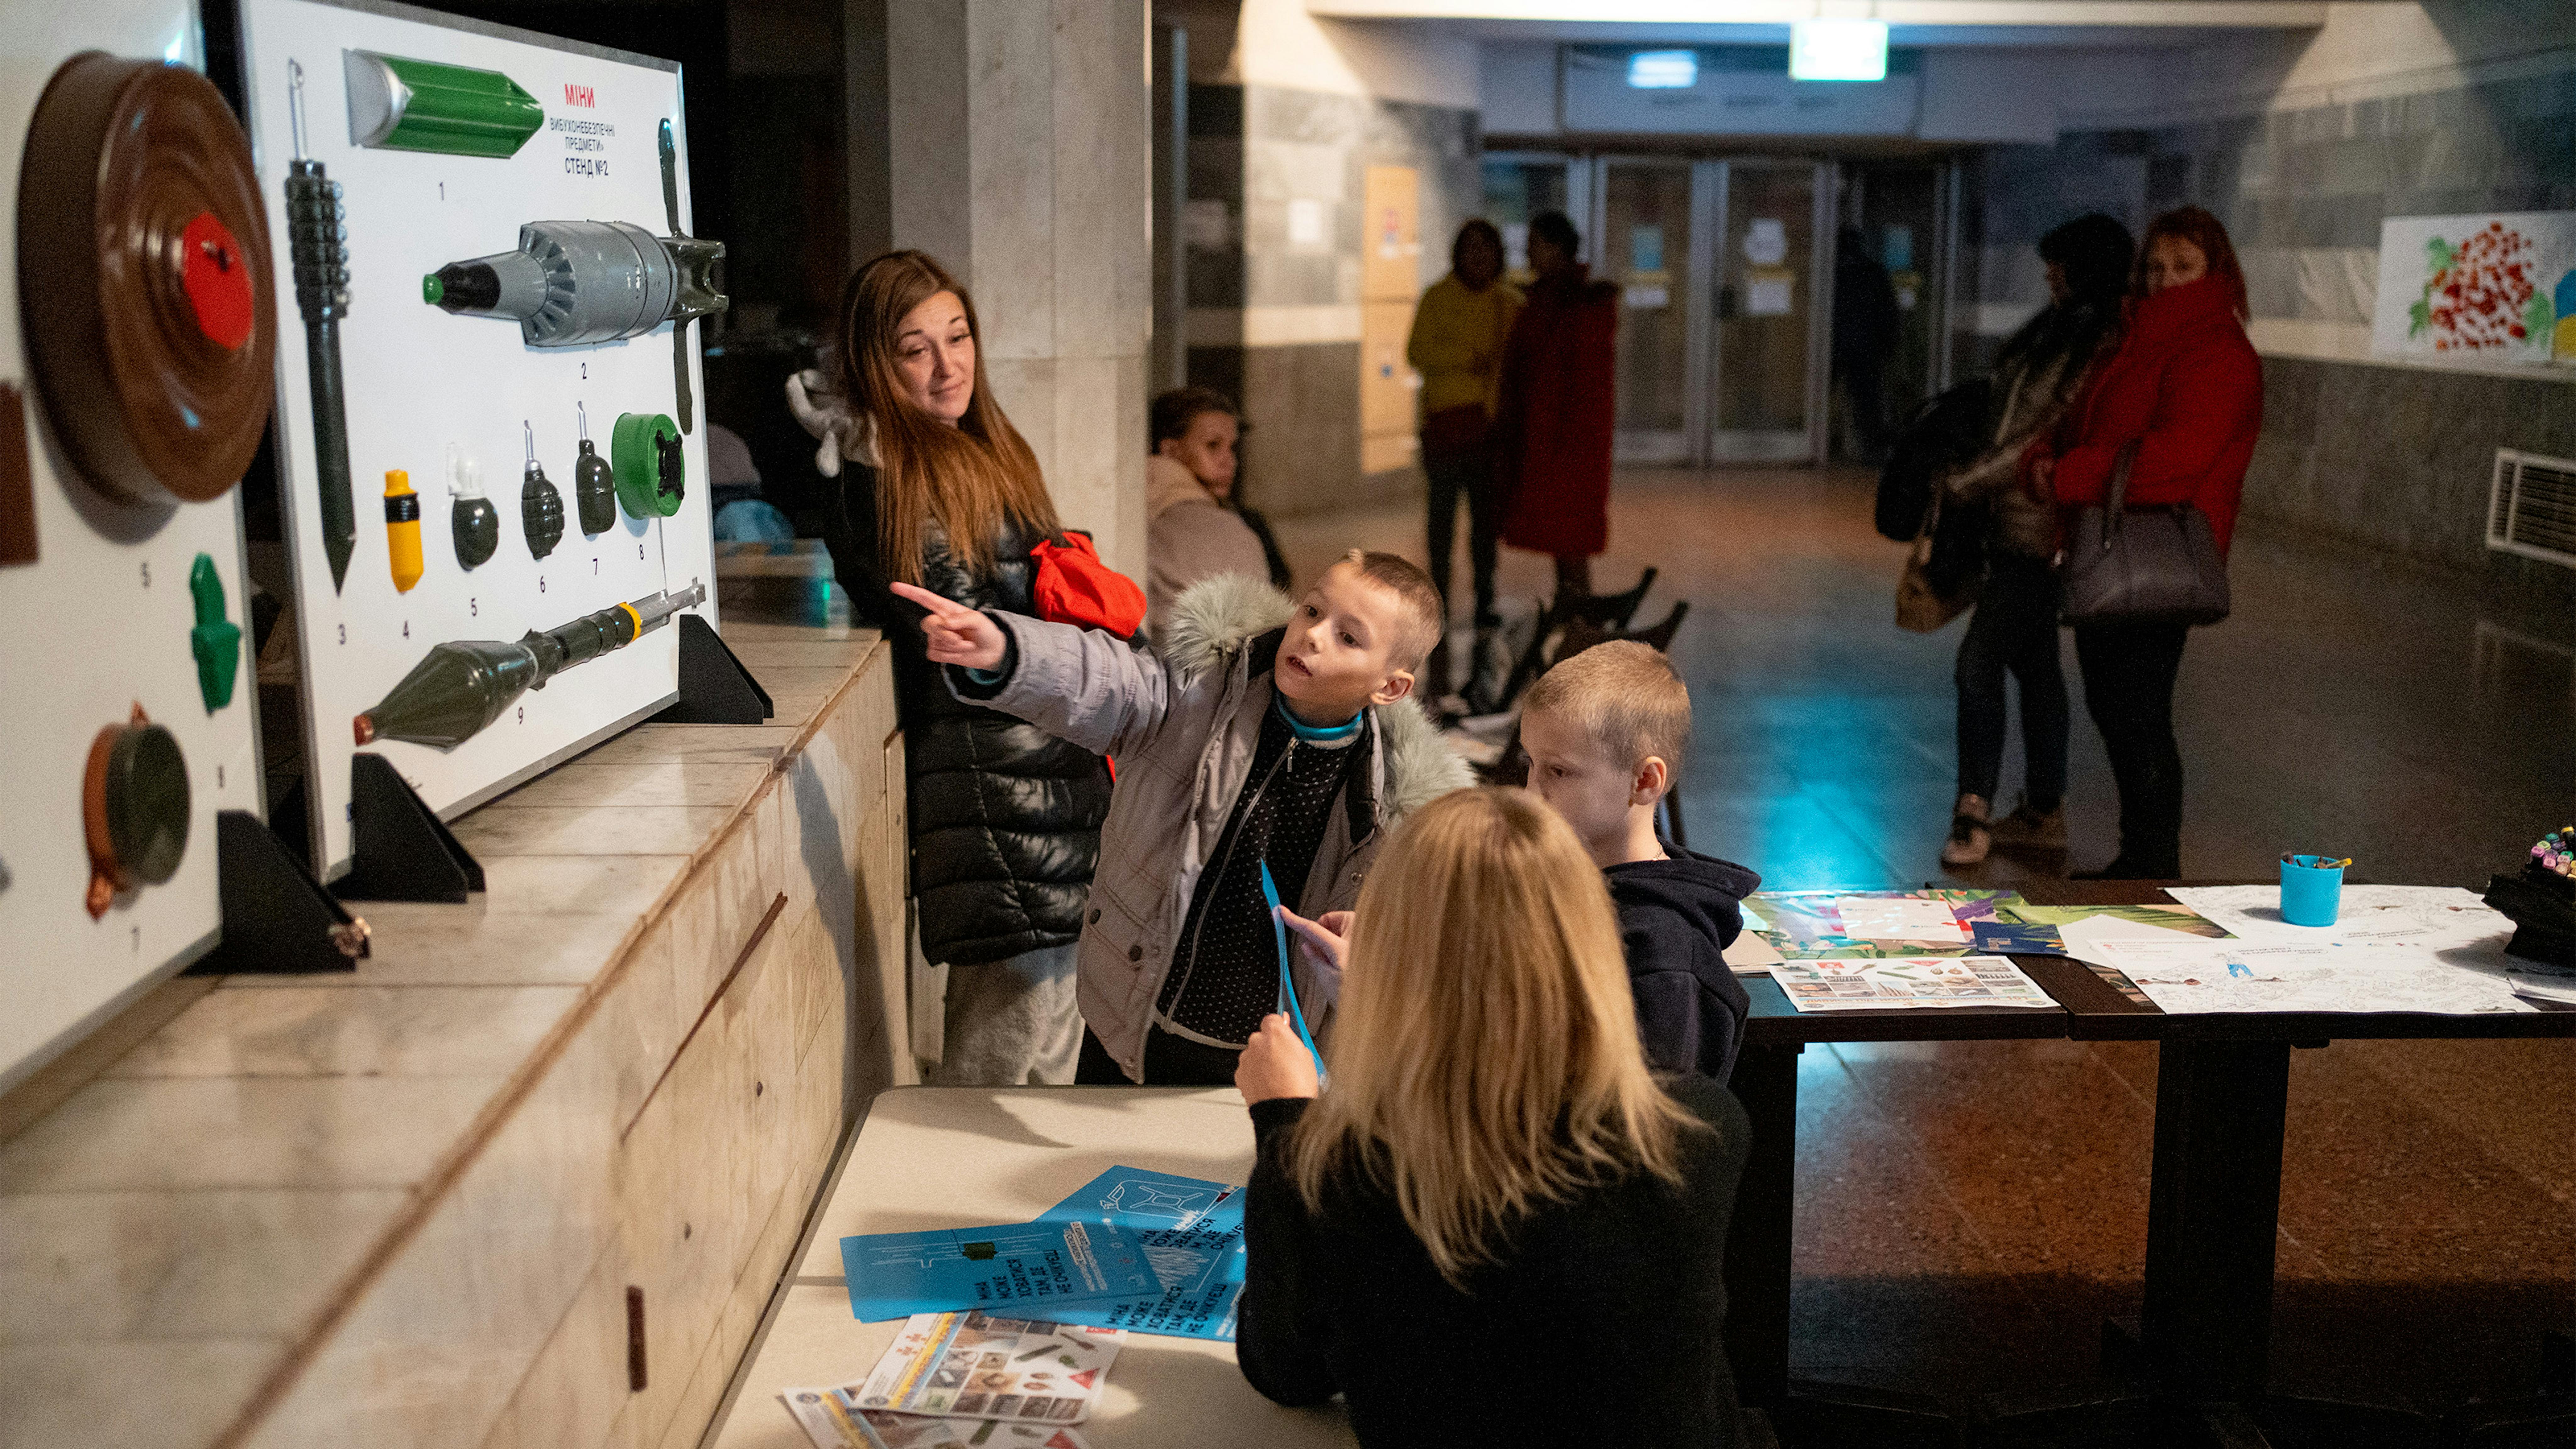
[1493,210,1620,597]
[2029,205,2263,880]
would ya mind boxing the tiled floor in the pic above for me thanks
[1274,469,2576,1421]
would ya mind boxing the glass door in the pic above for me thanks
[1708,159,1834,464]
[1595,159,1697,463]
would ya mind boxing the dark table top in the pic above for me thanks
[1742,880,2575,1047]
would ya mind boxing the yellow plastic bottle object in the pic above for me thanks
[384,469,424,592]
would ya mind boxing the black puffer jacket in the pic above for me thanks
[821,464,1112,967]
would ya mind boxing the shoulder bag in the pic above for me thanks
[2058,441,2231,626]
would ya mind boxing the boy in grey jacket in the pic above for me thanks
[892,553,1472,1084]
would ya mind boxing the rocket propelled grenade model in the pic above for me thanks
[284,60,358,592]
[419,119,724,431]
[353,581,707,750]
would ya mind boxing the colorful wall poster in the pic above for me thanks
[2371,211,2576,369]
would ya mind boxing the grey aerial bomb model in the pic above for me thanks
[420,120,724,430]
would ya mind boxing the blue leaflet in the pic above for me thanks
[839,1219,1163,1322]
[1972,921,2070,956]
[1035,1167,1249,1342]
[1258,861,1327,1085]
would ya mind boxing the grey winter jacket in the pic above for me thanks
[951,573,1475,1082]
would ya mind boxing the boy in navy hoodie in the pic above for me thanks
[1518,642,1758,1081]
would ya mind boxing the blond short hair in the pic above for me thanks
[1335,549,1444,675]
[1284,787,1702,1286]
[1520,640,1691,780]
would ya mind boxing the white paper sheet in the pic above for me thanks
[1724,931,1784,974]
[1834,897,1972,941]
[2083,937,2536,1016]
[2166,885,2513,951]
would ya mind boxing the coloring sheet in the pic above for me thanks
[840,1222,1161,1323]
[1037,1169,1247,1342]
[2083,937,2537,1016]
[1770,955,2056,1012]
[2166,885,2513,951]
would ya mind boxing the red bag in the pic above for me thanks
[1031,530,1147,637]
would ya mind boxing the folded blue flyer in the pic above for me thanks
[840,1218,1162,1322]
[1972,921,2070,956]
[1034,1167,1248,1342]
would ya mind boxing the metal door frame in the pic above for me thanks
[1587,153,1702,465]
[1702,156,1837,467]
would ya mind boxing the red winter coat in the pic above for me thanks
[2038,273,2263,557]
[1494,265,1620,558]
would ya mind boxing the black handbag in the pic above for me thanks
[1874,378,1992,541]
[2059,441,2231,626]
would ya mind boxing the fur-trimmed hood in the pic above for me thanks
[1158,573,1472,826]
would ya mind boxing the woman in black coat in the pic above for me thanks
[792,249,1110,1084]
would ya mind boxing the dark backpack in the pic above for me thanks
[1874,378,1993,542]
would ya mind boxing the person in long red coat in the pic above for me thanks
[2026,204,2263,880]
[1492,210,1620,598]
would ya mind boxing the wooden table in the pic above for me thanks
[705,1087,1360,1449]
[2004,881,2576,1442]
[1724,881,2576,1443]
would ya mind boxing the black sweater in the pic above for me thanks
[1237,1079,1750,1447]
[1606,849,1760,1083]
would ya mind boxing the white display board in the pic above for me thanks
[238,0,717,878]
[0,1,265,1091]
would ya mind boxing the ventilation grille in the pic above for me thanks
[2489,449,2576,570]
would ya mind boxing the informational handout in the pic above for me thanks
[2084,937,2537,1016]
[1972,922,2069,956]
[783,1351,1096,1449]
[1037,1169,1247,1342]
[1747,890,2010,958]
[841,1221,1161,1322]
[1770,955,2056,1012]
[2166,885,2513,950]
[792,1310,1121,1430]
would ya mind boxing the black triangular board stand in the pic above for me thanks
[657,613,772,724]
[337,752,484,902]
[190,810,365,974]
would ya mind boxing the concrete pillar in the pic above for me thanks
[846,0,1151,581]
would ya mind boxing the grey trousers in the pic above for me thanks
[925,942,1082,1086]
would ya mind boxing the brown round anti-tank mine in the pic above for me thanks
[17,52,276,510]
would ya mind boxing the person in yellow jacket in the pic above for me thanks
[1406,220,1522,676]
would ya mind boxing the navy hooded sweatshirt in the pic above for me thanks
[1603,848,1760,1082]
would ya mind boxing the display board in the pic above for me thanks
[236,0,719,878]
[0,2,270,1090]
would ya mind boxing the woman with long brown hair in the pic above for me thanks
[2029,205,2262,879]
[790,249,1111,1083]
[1232,787,1749,1446]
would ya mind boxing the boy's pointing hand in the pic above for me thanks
[889,582,1009,671]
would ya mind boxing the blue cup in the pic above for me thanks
[2280,854,2345,927]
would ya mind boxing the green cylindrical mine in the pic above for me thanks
[344,51,543,159]
[355,639,538,749]
[611,412,684,519]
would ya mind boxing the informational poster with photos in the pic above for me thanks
[1770,955,2055,1012]
[794,1310,1123,1430]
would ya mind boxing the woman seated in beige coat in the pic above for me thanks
[1147,387,1289,634]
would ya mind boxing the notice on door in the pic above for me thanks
[1746,266,1796,316]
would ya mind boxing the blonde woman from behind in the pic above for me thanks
[1233,787,1751,1447]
